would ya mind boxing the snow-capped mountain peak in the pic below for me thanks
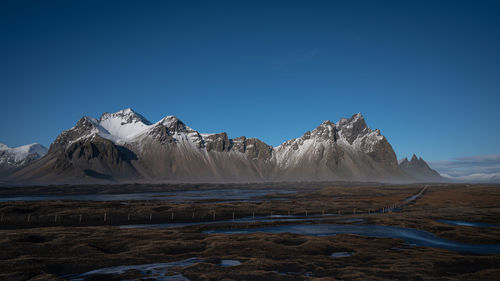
[99,108,151,125]
[159,115,183,128]
[336,112,363,126]
[310,120,337,140]
[336,113,370,145]
[0,142,48,168]
[94,109,152,142]
[53,110,206,150]
[158,115,198,134]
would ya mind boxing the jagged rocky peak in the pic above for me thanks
[204,132,230,152]
[147,124,174,144]
[159,115,192,133]
[231,136,247,153]
[411,154,422,163]
[399,154,442,181]
[279,120,338,150]
[404,154,427,167]
[149,115,204,147]
[336,113,370,144]
[243,137,273,161]
[49,116,100,153]
[99,108,152,125]
[400,154,425,167]
[310,120,337,140]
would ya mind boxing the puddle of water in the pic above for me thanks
[220,260,241,267]
[338,218,364,224]
[437,219,499,228]
[331,252,353,258]
[390,247,404,252]
[204,224,500,254]
[0,189,296,202]
[65,258,203,281]
[65,258,241,281]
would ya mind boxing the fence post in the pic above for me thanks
[54,214,58,223]
[305,210,308,217]
[127,213,130,221]
[171,212,174,221]
[1,212,3,222]
[149,212,152,221]
[27,214,31,223]
[79,214,82,223]
[213,211,216,221]
[232,211,235,221]
[192,211,195,220]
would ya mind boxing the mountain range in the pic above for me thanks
[1,109,442,184]
[399,154,442,181]
[0,143,48,175]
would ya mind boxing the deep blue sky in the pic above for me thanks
[1,0,499,162]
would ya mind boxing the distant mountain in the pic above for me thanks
[399,154,443,182]
[441,172,500,183]
[0,143,48,174]
[8,109,433,184]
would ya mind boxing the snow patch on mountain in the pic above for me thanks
[0,143,48,168]
[98,108,152,141]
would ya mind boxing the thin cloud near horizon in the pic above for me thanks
[428,154,500,182]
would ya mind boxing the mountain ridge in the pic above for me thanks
[0,143,48,175]
[399,154,442,181]
[4,109,443,184]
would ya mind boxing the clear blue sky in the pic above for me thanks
[1,0,499,161]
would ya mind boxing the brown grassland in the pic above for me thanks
[0,183,498,280]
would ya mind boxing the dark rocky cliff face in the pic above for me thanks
[49,117,97,153]
[205,133,231,152]
[363,135,399,170]
[337,114,369,144]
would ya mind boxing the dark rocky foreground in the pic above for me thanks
[0,183,498,280]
